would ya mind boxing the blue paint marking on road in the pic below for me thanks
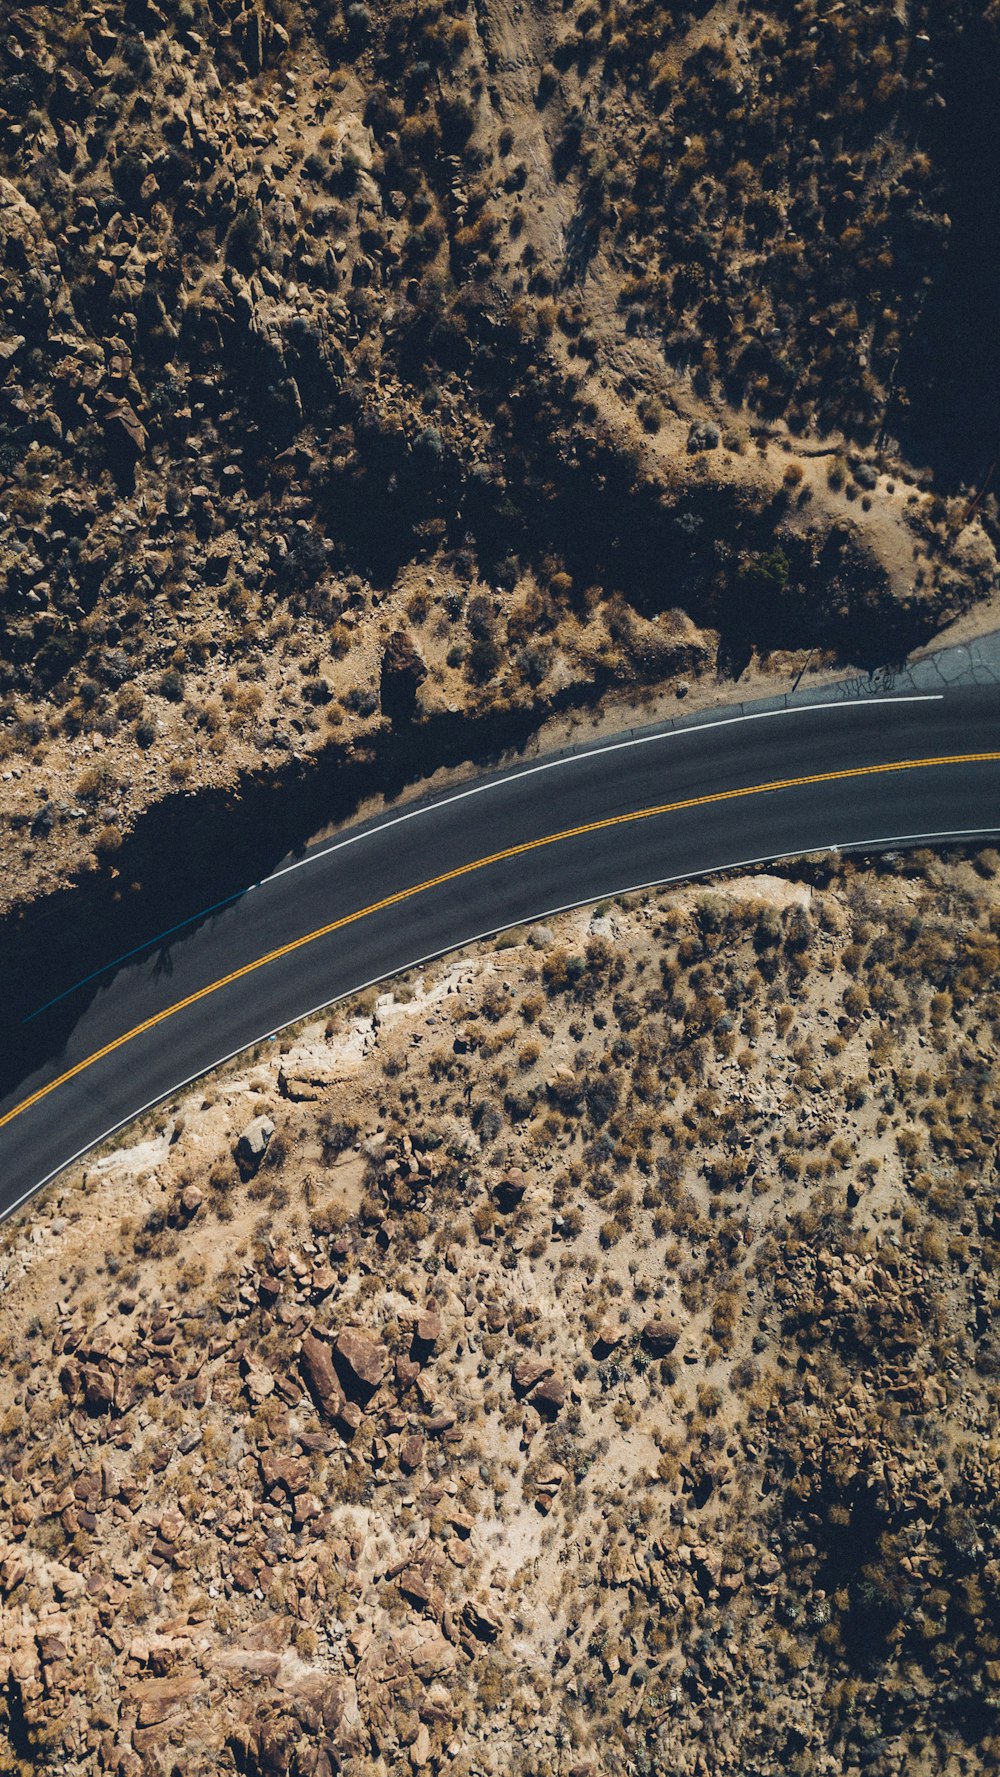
[21,885,255,1025]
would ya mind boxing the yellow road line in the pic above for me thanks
[3,749,998,1132]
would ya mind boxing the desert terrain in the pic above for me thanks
[1,0,999,926]
[2,2,1000,1772]
[1,851,999,1773]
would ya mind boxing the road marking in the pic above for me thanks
[4,813,1000,1223]
[261,693,944,888]
[1,747,997,1136]
[23,691,942,1022]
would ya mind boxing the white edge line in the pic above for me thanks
[5,816,994,1226]
[259,694,945,888]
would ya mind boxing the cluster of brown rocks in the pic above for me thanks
[0,1136,549,1773]
[3,865,1000,1776]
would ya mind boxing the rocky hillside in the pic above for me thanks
[1,0,999,916]
[1,850,999,1775]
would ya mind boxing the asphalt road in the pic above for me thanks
[2,683,999,1216]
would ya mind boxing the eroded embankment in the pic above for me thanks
[2,679,622,1100]
[1,511,946,1110]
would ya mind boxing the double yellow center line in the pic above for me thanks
[2,749,997,1132]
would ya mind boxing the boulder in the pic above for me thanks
[213,1649,281,1682]
[260,1454,310,1497]
[81,1365,115,1413]
[530,1370,566,1417]
[106,341,132,384]
[395,1625,456,1679]
[424,1411,456,1435]
[400,1434,425,1472]
[493,1170,528,1212]
[299,1333,345,1421]
[236,1114,274,1179]
[462,1599,501,1643]
[642,1318,681,1356]
[335,1327,388,1398]
[511,1356,551,1397]
[336,1400,364,1436]
[101,393,147,456]
[0,335,25,374]
[414,1310,442,1352]
[292,1491,323,1528]
[310,1263,337,1297]
[241,1355,275,1402]
[131,1673,199,1727]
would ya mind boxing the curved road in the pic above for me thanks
[2,682,999,1217]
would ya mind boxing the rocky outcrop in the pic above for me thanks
[298,1332,345,1421]
[335,1327,388,1400]
[642,1318,681,1356]
[511,1354,565,1416]
[235,1115,274,1179]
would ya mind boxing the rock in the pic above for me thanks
[241,1354,275,1402]
[592,1323,625,1356]
[106,341,132,384]
[213,1649,281,1682]
[51,1563,86,1600]
[398,1567,432,1608]
[278,1064,325,1102]
[380,629,426,724]
[642,1318,681,1356]
[400,1434,425,1472]
[299,1333,345,1421]
[529,1370,566,1417]
[511,1356,552,1396]
[336,1400,364,1436]
[399,1625,457,1678]
[424,1411,457,1436]
[0,335,25,373]
[179,1184,203,1217]
[410,1722,432,1767]
[297,1430,335,1455]
[310,1263,337,1297]
[101,394,147,456]
[204,546,231,584]
[131,1673,199,1727]
[494,1170,528,1212]
[462,1599,501,1643]
[534,1463,566,1491]
[260,1454,311,1497]
[236,1114,274,1179]
[293,1491,323,1528]
[81,1365,115,1412]
[335,1327,388,1398]
[414,1310,442,1351]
